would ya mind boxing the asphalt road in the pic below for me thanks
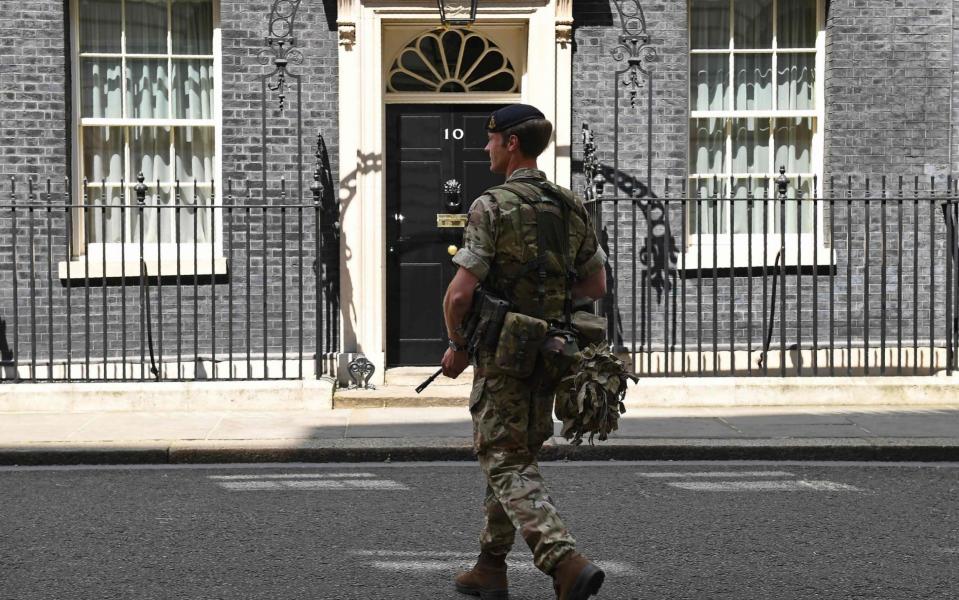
[3,461,958,600]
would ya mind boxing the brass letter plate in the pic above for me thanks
[437,214,468,228]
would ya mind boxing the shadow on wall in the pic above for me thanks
[337,150,384,353]
[572,157,680,294]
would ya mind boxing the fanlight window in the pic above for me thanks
[387,28,518,93]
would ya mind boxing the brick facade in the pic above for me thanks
[1,0,957,375]
[569,0,957,368]
[0,1,340,375]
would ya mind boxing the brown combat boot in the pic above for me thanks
[454,551,509,599]
[551,552,605,600]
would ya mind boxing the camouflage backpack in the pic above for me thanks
[553,344,638,446]
[489,179,638,444]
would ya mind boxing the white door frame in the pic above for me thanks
[336,0,573,382]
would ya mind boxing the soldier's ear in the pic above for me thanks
[506,134,521,153]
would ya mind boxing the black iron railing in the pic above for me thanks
[1,173,339,383]
[585,169,959,377]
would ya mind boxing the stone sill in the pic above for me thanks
[58,258,229,281]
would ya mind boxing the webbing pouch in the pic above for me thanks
[493,311,549,379]
[571,310,608,346]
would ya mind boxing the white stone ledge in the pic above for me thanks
[0,379,335,413]
[57,257,229,280]
[625,376,959,408]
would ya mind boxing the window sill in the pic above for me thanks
[58,257,229,281]
[675,240,835,271]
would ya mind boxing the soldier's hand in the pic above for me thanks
[441,348,469,379]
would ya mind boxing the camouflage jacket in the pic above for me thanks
[452,168,606,322]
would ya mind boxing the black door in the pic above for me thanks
[386,104,505,367]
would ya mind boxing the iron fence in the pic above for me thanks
[584,165,959,377]
[0,170,339,383]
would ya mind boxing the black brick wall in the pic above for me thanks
[0,1,340,375]
[2,0,958,375]
[824,0,953,179]
[569,0,957,366]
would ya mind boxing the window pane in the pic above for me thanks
[174,126,214,182]
[774,117,813,173]
[85,186,126,243]
[78,0,122,53]
[175,185,211,243]
[440,30,462,78]
[734,53,772,110]
[132,186,171,243]
[80,58,122,118]
[690,0,730,49]
[131,126,171,184]
[690,55,729,111]
[734,0,773,49]
[690,192,728,234]
[83,126,124,182]
[779,0,817,48]
[126,0,168,54]
[732,118,770,174]
[777,53,815,110]
[731,178,767,233]
[172,0,213,55]
[690,118,725,175]
[126,59,170,119]
[773,179,814,233]
[172,59,213,119]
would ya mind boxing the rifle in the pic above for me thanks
[414,286,511,394]
[415,367,444,394]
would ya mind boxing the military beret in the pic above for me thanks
[486,104,546,132]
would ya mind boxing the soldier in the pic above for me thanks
[440,104,609,600]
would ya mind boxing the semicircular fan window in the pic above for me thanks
[387,28,518,93]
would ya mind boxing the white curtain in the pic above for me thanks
[173,60,214,119]
[83,127,125,244]
[690,0,729,49]
[691,55,728,112]
[735,54,772,110]
[78,0,121,53]
[172,0,213,54]
[126,0,167,54]
[732,118,770,233]
[174,126,214,244]
[81,59,122,119]
[777,53,815,110]
[734,0,772,49]
[778,0,817,48]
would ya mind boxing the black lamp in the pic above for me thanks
[436,0,478,26]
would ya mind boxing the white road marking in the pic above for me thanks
[215,477,409,491]
[668,480,861,492]
[638,471,794,478]
[220,481,283,490]
[350,550,637,575]
[208,472,375,480]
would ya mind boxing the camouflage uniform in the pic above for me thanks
[452,167,606,575]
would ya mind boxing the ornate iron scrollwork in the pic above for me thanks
[610,0,658,108]
[347,356,376,390]
[581,123,604,204]
[260,0,305,111]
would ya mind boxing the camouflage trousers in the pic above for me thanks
[469,368,577,574]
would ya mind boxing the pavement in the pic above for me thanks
[4,401,959,465]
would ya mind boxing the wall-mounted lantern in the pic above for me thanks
[436,0,478,26]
